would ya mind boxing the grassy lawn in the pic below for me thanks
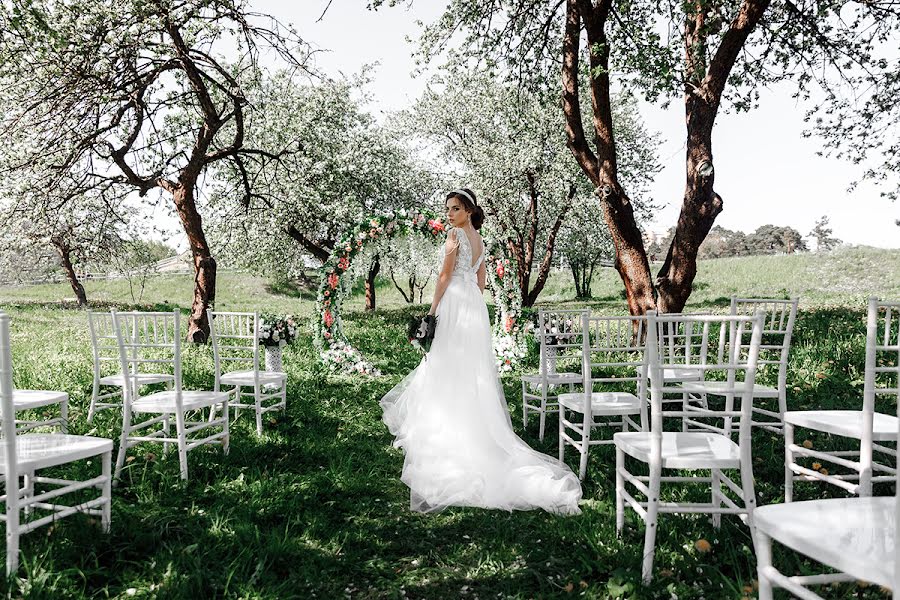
[0,247,897,599]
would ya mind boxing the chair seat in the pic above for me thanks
[558,391,642,415]
[613,431,740,469]
[100,373,175,387]
[662,367,703,382]
[12,389,68,410]
[680,380,778,397]
[0,434,113,472]
[220,370,286,386]
[133,390,229,414]
[784,410,899,441]
[755,497,895,589]
[522,372,583,385]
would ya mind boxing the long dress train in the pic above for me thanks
[380,227,582,514]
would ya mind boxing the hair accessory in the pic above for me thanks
[451,188,476,206]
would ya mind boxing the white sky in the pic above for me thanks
[222,0,899,250]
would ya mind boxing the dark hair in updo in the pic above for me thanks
[446,188,485,230]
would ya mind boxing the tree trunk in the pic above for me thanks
[389,270,414,304]
[53,241,87,306]
[365,254,380,311]
[563,0,656,316]
[655,0,770,313]
[522,185,575,307]
[172,181,216,343]
[285,225,333,263]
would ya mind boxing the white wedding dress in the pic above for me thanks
[380,227,582,515]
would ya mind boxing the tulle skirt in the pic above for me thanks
[380,273,582,515]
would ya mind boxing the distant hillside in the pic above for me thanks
[1,245,897,312]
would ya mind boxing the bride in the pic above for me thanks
[380,188,583,515]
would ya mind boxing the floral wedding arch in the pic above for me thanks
[314,208,529,376]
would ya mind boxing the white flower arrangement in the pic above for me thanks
[258,314,298,347]
[321,340,382,376]
[493,331,528,374]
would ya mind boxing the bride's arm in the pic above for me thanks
[477,259,486,293]
[427,230,459,316]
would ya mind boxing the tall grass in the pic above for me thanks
[0,247,897,598]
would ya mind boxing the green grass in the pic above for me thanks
[0,247,898,599]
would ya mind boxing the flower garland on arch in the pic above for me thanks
[315,208,447,375]
[484,239,530,373]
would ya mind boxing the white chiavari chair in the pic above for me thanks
[207,310,287,435]
[1,311,112,575]
[111,310,229,481]
[615,311,765,583]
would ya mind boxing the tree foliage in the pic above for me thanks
[0,0,310,340]
[207,74,437,281]
[395,70,658,306]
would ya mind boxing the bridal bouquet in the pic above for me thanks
[407,314,437,353]
[258,314,298,347]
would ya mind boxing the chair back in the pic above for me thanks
[579,313,648,424]
[535,309,588,380]
[0,312,17,474]
[207,310,260,384]
[87,311,124,380]
[110,310,182,408]
[864,298,900,454]
[0,312,19,575]
[722,297,799,394]
[646,312,764,452]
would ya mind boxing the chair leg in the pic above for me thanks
[175,411,189,481]
[615,447,624,535]
[22,471,34,517]
[101,451,112,533]
[114,415,131,481]
[59,397,68,434]
[162,416,171,456]
[255,385,263,436]
[711,468,722,529]
[740,460,758,547]
[538,389,547,442]
[641,463,661,584]
[88,378,99,423]
[521,381,528,429]
[578,419,590,480]
[755,530,775,600]
[558,406,565,462]
[222,399,230,455]
[5,486,19,576]
[784,423,794,503]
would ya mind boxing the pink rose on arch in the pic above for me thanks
[337,257,350,271]
[328,273,339,289]
[496,265,505,279]
[505,316,515,333]
[324,310,334,328]
[324,331,332,339]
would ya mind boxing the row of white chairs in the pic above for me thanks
[524,299,898,596]
[0,309,288,574]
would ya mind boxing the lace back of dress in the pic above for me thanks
[454,229,474,276]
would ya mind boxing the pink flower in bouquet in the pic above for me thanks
[427,219,445,233]
[328,273,339,289]
[324,310,334,328]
